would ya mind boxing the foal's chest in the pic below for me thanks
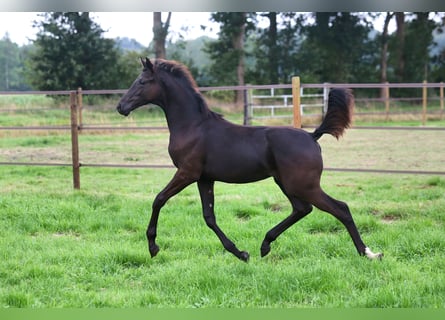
[167,133,203,166]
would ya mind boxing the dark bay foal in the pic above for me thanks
[117,58,383,262]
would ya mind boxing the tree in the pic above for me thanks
[0,33,25,90]
[153,12,172,59]
[431,14,445,82]
[394,12,406,83]
[115,49,151,89]
[249,12,300,84]
[379,12,395,97]
[403,12,436,82]
[387,12,438,96]
[431,45,445,82]
[205,12,254,108]
[26,12,120,91]
[263,12,278,84]
[297,12,376,84]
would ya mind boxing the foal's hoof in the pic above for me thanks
[370,252,384,260]
[149,244,160,258]
[239,251,250,262]
[364,247,383,260]
[260,242,271,257]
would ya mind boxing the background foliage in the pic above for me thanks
[25,13,121,91]
[0,12,444,93]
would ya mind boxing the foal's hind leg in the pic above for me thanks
[309,189,383,259]
[197,179,250,262]
[261,197,313,257]
[261,178,313,257]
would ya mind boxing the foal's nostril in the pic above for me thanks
[117,104,124,115]
[117,104,125,114]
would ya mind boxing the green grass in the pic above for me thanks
[0,166,444,307]
[0,95,57,109]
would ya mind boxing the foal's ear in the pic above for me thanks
[140,57,146,68]
[140,57,154,72]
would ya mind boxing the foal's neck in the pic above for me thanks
[162,88,210,133]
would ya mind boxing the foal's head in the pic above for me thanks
[117,58,163,116]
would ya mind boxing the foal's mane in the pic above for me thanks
[153,59,222,119]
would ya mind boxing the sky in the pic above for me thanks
[0,12,219,47]
[0,12,402,48]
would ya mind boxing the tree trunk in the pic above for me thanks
[415,12,431,80]
[380,12,394,98]
[233,12,246,109]
[267,12,278,84]
[395,12,405,82]
[153,12,172,59]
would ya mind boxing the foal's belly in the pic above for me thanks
[202,169,271,184]
[201,151,272,183]
[205,170,270,184]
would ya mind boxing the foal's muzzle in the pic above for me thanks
[116,104,130,116]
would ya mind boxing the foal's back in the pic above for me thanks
[200,118,322,184]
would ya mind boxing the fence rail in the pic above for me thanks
[248,88,324,120]
[1,161,444,177]
[1,81,445,189]
[246,81,444,125]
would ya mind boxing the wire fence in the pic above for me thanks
[1,82,445,189]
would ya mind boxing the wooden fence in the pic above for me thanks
[247,81,445,125]
[1,81,445,189]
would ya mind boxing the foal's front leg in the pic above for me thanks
[147,170,196,258]
[197,180,250,262]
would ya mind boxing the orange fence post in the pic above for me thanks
[70,91,80,189]
[292,76,301,128]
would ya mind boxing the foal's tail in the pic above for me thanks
[311,88,354,141]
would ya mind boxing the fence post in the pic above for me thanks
[243,87,249,125]
[440,82,444,120]
[422,80,427,126]
[70,91,80,189]
[384,82,390,121]
[248,86,254,125]
[292,76,301,128]
[77,87,83,131]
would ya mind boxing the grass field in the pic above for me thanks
[1,166,444,307]
[1,94,445,308]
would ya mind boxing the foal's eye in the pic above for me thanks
[139,79,146,85]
